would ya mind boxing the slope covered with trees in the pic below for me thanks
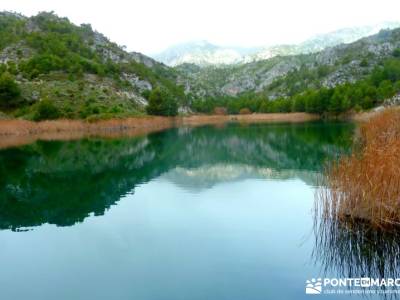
[190,57,400,115]
[1,11,400,120]
[0,11,183,119]
[181,28,400,114]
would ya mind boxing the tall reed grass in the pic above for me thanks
[318,108,400,228]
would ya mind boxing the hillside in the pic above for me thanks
[249,22,400,62]
[1,11,400,120]
[154,22,400,67]
[0,11,184,120]
[178,27,400,100]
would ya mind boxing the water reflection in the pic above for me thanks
[314,219,400,279]
[313,206,400,298]
[162,164,320,191]
[0,122,353,230]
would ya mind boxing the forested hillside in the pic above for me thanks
[181,28,400,114]
[0,11,184,120]
[1,11,400,120]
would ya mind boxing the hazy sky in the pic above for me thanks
[2,0,400,54]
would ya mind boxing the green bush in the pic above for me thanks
[393,48,400,58]
[359,58,369,67]
[33,99,61,121]
[0,72,21,108]
[146,87,178,116]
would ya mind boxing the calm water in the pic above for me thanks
[0,121,395,299]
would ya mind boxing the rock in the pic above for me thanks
[384,93,400,107]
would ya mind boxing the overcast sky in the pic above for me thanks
[2,0,400,54]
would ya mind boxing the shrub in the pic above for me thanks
[353,104,362,113]
[33,99,61,121]
[0,72,21,108]
[146,87,178,116]
[359,58,369,67]
[239,108,252,115]
[393,48,400,58]
[213,107,227,115]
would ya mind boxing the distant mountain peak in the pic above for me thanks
[152,41,259,67]
[152,22,400,67]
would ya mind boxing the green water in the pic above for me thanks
[2,121,386,300]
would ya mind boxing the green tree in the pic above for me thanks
[146,87,178,116]
[328,88,346,114]
[0,72,21,108]
[33,99,61,121]
[393,48,400,58]
[359,58,369,67]
[377,80,395,101]
[293,95,305,112]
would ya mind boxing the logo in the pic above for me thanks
[306,278,322,294]
[305,277,400,295]
[360,278,371,287]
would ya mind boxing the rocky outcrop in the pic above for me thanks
[154,22,400,67]
[179,27,400,99]
[0,11,183,110]
[384,93,400,106]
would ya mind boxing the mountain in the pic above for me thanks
[177,27,400,100]
[1,11,400,119]
[154,22,400,67]
[0,11,184,119]
[152,40,259,66]
[249,22,400,61]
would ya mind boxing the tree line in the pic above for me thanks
[192,56,400,115]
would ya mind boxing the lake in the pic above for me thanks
[0,121,395,299]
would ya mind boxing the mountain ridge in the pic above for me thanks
[154,22,400,67]
[1,11,400,120]
[176,27,400,100]
[0,11,185,119]
[153,40,259,66]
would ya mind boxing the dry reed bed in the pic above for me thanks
[0,117,174,136]
[0,113,319,149]
[180,112,319,126]
[319,108,400,228]
[0,117,175,149]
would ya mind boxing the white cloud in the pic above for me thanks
[2,0,400,54]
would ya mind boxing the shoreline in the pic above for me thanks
[0,113,319,149]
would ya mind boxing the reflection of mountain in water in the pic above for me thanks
[0,122,353,230]
[162,164,320,192]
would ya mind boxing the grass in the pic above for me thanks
[317,108,400,228]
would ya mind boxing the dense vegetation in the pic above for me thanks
[146,87,178,116]
[0,72,21,108]
[0,12,182,119]
[0,11,399,120]
[191,56,400,115]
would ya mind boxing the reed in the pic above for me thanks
[0,113,319,149]
[318,108,400,228]
[0,117,174,136]
[0,113,319,137]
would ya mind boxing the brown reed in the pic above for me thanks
[318,108,400,228]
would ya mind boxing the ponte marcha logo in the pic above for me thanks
[306,278,322,294]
